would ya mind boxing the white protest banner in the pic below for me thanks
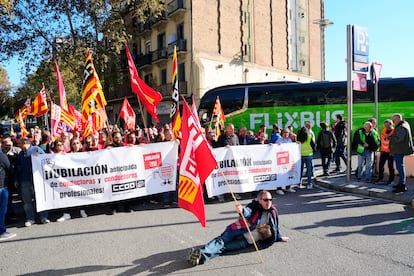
[205,143,301,197]
[32,141,178,211]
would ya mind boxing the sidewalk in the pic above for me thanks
[314,171,414,206]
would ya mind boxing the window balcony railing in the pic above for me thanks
[155,80,188,98]
[167,0,186,17]
[152,48,168,63]
[167,39,187,55]
[151,11,168,28]
[136,21,152,34]
[135,53,152,68]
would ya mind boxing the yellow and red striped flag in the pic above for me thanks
[16,108,29,137]
[81,49,107,123]
[60,107,76,130]
[212,96,225,140]
[68,103,82,131]
[170,45,181,138]
[30,84,48,117]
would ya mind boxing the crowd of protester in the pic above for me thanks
[1,112,412,242]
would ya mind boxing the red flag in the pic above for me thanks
[50,100,63,138]
[170,45,181,138]
[178,99,217,227]
[54,59,68,110]
[125,44,163,123]
[119,97,136,130]
[68,103,82,131]
[191,96,202,130]
[30,84,48,117]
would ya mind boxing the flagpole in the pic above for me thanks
[218,169,265,264]
[136,96,151,142]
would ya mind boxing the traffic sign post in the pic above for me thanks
[346,25,369,183]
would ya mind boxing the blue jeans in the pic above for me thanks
[357,149,374,181]
[200,228,250,263]
[0,187,8,234]
[301,155,313,185]
[335,145,347,170]
[19,180,48,222]
[394,154,406,185]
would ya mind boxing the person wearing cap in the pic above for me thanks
[375,119,395,185]
[186,190,289,266]
[355,121,380,183]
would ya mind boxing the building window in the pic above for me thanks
[157,33,166,49]
[177,23,184,40]
[144,74,153,86]
[145,40,151,54]
[178,63,185,81]
[161,68,167,85]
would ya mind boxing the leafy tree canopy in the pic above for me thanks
[1,0,164,114]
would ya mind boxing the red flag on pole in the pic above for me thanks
[191,96,202,130]
[68,103,82,131]
[119,97,136,130]
[50,100,63,138]
[54,59,68,110]
[178,99,217,227]
[125,44,163,123]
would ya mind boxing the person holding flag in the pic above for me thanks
[187,190,289,266]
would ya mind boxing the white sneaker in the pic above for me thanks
[0,232,16,241]
[24,220,34,227]
[57,213,71,222]
[276,189,285,195]
[287,187,296,193]
[79,209,88,218]
[307,183,313,189]
[41,218,50,224]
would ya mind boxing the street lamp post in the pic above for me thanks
[313,18,334,80]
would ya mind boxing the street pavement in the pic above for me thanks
[1,154,414,275]
[1,184,414,276]
[315,171,414,206]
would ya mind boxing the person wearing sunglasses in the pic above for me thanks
[187,190,289,266]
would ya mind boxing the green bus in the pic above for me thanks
[198,77,414,137]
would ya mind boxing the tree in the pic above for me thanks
[1,0,165,115]
[0,65,15,118]
[0,0,14,16]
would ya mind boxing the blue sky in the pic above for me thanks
[2,0,414,86]
[325,0,414,81]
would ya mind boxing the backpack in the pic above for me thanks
[320,131,331,149]
[351,128,363,150]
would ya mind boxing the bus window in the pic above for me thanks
[198,86,245,122]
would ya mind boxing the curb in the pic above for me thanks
[315,178,414,206]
